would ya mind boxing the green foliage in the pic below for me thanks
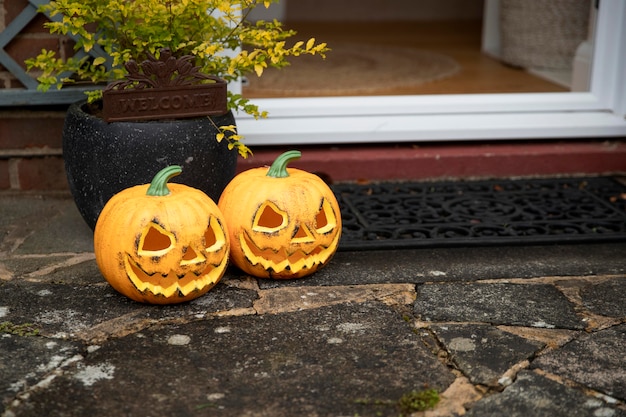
[0,321,41,336]
[25,0,328,157]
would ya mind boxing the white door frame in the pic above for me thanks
[236,0,626,145]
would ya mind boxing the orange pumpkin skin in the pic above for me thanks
[94,167,229,304]
[218,151,341,279]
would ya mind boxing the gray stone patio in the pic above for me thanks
[1,192,625,416]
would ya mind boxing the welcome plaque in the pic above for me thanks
[102,48,228,122]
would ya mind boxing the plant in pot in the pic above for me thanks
[26,0,328,229]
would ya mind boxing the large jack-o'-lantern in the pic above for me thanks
[94,165,229,304]
[218,150,341,279]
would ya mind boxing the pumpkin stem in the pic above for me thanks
[266,150,301,178]
[146,165,182,196]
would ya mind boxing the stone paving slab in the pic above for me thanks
[430,324,544,386]
[580,277,626,318]
[465,371,626,417]
[532,324,626,401]
[414,282,584,329]
[0,194,93,255]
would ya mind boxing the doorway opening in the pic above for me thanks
[243,0,591,98]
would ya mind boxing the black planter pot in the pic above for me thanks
[63,100,238,229]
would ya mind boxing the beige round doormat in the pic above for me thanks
[243,41,460,97]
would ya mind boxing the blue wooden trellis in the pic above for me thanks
[0,0,107,106]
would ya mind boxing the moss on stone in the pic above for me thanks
[0,321,41,336]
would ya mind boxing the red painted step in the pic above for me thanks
[236,140,626,183]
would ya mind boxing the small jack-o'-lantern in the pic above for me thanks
[94,165,229,304]
[218,150,341,279]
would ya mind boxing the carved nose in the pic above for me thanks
[180,247,206,266]
[292,224,315,244]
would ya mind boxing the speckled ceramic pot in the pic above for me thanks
[63,100,237,229]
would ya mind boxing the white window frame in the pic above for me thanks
[236,0,626,145]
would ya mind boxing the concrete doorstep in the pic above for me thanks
[0,193,625,417]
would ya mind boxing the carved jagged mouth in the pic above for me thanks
[124,255,227,297]
[240,231,340,274]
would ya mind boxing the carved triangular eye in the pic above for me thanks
[253,201,288,233]
[138,223,175,256]
[205,216,226,252]
[205,224,217,248]
[315,198,336,234]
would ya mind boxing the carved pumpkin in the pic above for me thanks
[218,150,341,279]
[94,165,229,304]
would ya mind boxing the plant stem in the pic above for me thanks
[146,165,182,196]
[266,150,301,178]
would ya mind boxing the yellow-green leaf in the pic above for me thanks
[254,63,264,77]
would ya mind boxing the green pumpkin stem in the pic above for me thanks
[266,150,301,178]
[146,165,182,196]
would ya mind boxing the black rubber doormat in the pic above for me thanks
[333,176,626,251]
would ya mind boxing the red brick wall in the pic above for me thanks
[0,0,69,190]
[0,109,67,190]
